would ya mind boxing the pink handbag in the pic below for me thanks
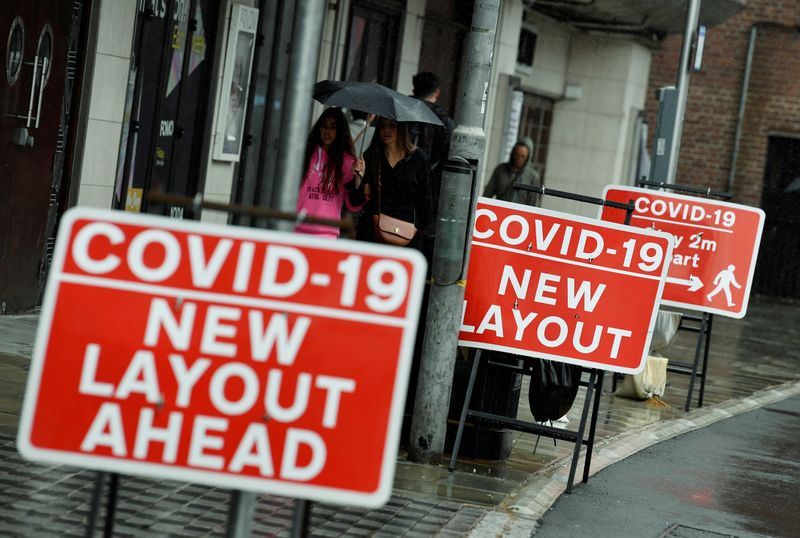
[372,213,416,246]
[372,164,416,246]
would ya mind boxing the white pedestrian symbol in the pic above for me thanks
[706,264,741,307]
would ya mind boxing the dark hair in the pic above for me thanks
[303,107,355,193]
[364,117,416,185]
[412,72,440,98]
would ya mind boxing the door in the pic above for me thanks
[753,136,800,299]
[519,93,553,181]
[0,1,84,313]
[117,0,217,217]
[418,0,472,116]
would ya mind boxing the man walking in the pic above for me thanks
[409,72,455,211]
[483,137,542,207]
[409,72,455,263]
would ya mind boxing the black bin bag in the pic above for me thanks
[528,358,581,422]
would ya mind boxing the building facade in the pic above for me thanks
[0,0,746,312]
[646,0,800,299]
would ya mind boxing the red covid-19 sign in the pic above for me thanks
[18,208,427,508]
[459,199,673,374]
[601,186,765,318]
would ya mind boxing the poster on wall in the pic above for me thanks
[502,89,524,162]
[213,4,258,161]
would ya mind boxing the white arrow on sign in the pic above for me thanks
[666,275,703,292]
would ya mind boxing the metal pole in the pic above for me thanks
[666,0,701,183]
[257,0,296,222]
[84,472,105,538]
[271,0,325,228]
[225,490,257,538]
[326,0,346,80]
[408,0,500,464]
[103,473,119,538]
[226,2,324,534]
[289,499,312,537]
[727,25,757,194]
[236,0,280,224]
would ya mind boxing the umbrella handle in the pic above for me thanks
[357,127,367,158]
[353,115,375,158]
[361,114,377,158]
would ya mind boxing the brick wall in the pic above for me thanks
[645,0,800,206]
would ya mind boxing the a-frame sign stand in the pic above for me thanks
[636,179,732,412]
[449,185,635,493]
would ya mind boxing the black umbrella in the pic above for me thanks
[313,80,443,126]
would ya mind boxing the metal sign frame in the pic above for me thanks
[18,207,427,510]
[601,184,765,319]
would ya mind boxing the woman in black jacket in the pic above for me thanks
[357,116,432,252]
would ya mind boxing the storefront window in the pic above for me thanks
[344,1,401,86]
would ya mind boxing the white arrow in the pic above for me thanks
[666,275,704,292]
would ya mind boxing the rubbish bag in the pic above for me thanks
[527,359,581,422]
[615,355,668,400]
[650,310,682,352]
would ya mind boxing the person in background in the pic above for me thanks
[357,116,432,252]
[409,72,455,206]
[359,117,434,438]
[483,137,541,207]
[296,107,366,238]
[408,71,455,260]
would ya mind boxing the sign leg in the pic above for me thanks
[85,472,105,538]
[685,314,709,411]
[448,349,482,472]
[582,371,604,483]
[102,473,119,538]
[698,314,713,407]
[225,491,256,537]
[566,370,596,493]
[290,499,312,537]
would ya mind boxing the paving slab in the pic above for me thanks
[0,296,798,536]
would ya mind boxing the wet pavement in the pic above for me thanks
[0,296,799,535]
[534,395,800,538]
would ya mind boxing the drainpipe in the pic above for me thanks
[666,0,701,183]
[727,25,757,194]
[327,0,347,80]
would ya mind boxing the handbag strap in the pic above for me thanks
[376,161,382,213]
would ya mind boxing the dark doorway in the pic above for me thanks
[0,0,86,313]
[753,135,800,300]
[117,0,217,218]
[417,0,472,117]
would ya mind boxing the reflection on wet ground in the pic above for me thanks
[533,396,800,538]
[0,297,797,535]
[391,296,800,507]
[719,401,800,537]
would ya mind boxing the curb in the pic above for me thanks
[465,379,800,536]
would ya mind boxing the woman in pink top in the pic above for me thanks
[296,107,367,238]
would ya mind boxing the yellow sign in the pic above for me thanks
[125,188,143,212]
